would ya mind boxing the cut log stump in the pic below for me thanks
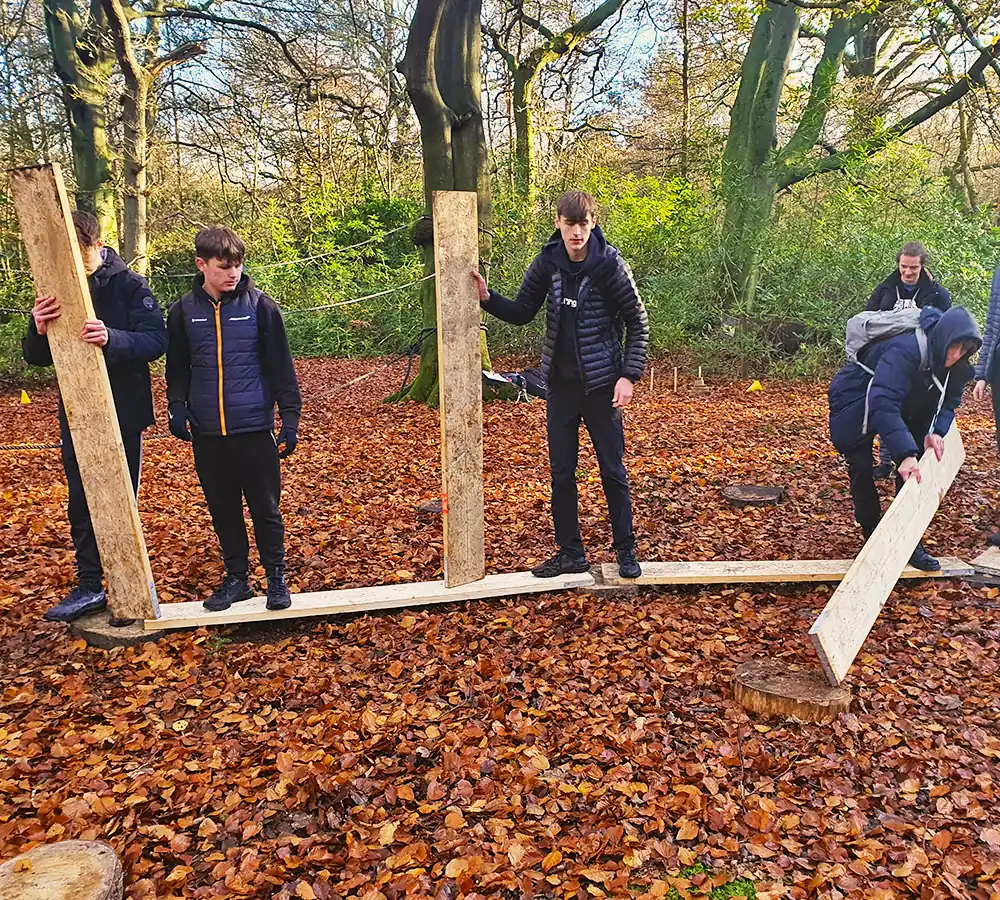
[722,485,785,508]
[0,840,122,900]
[733,659,851,724]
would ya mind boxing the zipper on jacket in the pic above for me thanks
[576,277,589,394]
[213,301,227,435]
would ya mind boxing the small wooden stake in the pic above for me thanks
[9,164,158,621]
[673,366,678,392]
[649,364,655,395]
[432,190,485,588]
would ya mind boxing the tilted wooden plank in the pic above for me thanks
[433,190,484,588]
[809,426,964,686]
[600,556,972,586]
[10,164,158,621]
[145,570,595,630]
[970,546,1000,577]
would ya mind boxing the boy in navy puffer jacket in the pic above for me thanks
[166,226,301,612]
[829,305,980,570]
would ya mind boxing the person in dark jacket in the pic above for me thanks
[472,190,649,579]
[22,211,167,622]
[165,225,301,612]
[829,305,981,570]
[867,241,952,479]
[971,262,1000,544]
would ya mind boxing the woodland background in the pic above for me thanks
[0,0,999,388]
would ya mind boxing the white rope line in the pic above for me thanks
[155,223,411,278]
[282,274,434,314]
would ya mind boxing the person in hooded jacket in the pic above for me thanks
[866,240,951,479]
[472,190,649,579]
[165,225,301,613]
[829,305,981,570]
[971,261,1000,545]
[22,211,168,622]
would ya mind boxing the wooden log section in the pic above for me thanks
[432,190,485,588]
[0,840,123,900]
[733,659,851,724]
[810,426,964,686]
[9,164,158,621]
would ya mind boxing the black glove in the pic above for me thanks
[276,426,297,459]
[168,402,192,442]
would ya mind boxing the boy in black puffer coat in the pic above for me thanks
[473,190,649,579]
[23,211,167,623]
[166,226,301,613]
[829,305,980,571]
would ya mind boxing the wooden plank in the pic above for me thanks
[144,570,595,631]
[9,164,158,621]
[600,556,972,586]
[809,426,965,686]
[432,190,484,587]
[971,546,1000,577]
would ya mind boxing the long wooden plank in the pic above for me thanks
[809,426,964,686]
[600,556,972,586]
[971,546,1000,577]
[433,190,484,587]
[10,164,158,621]
[144,570,595,630]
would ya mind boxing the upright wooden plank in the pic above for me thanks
[10,164,158,621]
[432,190,485,587]
[600,556,972,586]
[809,426,964,685]
[145,570,595,630]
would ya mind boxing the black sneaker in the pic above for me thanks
[531,550,590,578]
[43,584,107,622]
[988,532,1000,548]
[203,573,253,612]
[266,567,291,611]
[617,547,642,579]
[872,462,893,480]
[909,544,941,572]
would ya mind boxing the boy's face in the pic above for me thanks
[76,236,104,276]
[197,256,243,297]
[898,254,922,285]
[945,341,973,368]
[555,214,595,258]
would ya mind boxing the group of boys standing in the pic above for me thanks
[23,193,1000,625]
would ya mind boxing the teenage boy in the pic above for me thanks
[472,190,649,579]
[866,240,952,480]
[165,226,301,611]
[972,260,1000,545]
[23,211,167,622]
[828,305,980,571]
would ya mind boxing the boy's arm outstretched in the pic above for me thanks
[473,256,549,325]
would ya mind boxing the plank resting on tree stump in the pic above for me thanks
[971,546,1000,577]
[0,840,123,900]
[9,164,158,622]
[733,659,851,723]
[810,426,964,686]
[432,190,485,588]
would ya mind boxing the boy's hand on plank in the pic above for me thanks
[32,295,60,335]
[924,433,945,461]
[471,270,489,305]
[898,456,921,483]
[81,318,108,347]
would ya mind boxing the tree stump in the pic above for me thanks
[722,485,785,508]
[0,841,122,900]
[733,659,851,724]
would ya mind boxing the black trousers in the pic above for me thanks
[844,434,906,540]
[546,382,635,554]
[192,430,285,574]
[61,416,143,588]
[992,370,1000,454]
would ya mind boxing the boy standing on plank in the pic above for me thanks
[165,226,300,612]
[829,305,980,571]
[473,190,649,579]
[23,211,168,622]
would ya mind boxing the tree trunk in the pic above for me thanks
[395,0,492,406]
[43,0,116,239]
[512,64,536,209]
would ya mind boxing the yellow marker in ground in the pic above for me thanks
[20,390,30,404]
[747,380,763,392]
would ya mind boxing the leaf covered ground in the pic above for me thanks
[1,358,999,899]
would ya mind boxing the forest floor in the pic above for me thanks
[1,358,999,900]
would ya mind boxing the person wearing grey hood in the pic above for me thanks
[829,305,982,570]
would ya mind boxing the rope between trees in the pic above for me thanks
[282,274,435,314]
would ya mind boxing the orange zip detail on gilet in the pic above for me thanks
[213,302,227,435]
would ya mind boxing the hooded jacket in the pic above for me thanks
[482,225,648,394]
[866,269,951,313]
[829,306,981,462]
[974,263,1000,382]
[21,247,167,434]
[165,273,301,437]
